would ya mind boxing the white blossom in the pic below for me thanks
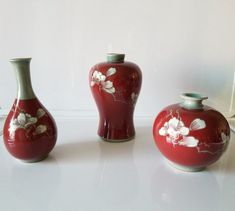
[90,68,116,94]
[178,136,199,147]
[159,117,189,143]
[158,116,207,148]
[8,110,48,138]
[35,125,47,134]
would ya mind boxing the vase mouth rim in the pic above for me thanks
[181,93,208,101]
[10,58,32,63]
[107,53,125,63]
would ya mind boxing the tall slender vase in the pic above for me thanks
[89,53,142,142]
[3,58,57,162]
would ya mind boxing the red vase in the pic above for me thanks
[3,58,57,162]
[89,53,142,142]
[153,93,230,171]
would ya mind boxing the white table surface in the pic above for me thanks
[0,118,234,211]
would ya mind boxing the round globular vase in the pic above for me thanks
[153,93,230,172]
[89,53,142,142]
[3,58,57,163]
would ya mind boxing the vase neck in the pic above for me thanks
[10,58,36,100]
[180,93,208,110]
[107,53,125,63]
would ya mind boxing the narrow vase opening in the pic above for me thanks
[107,53,125,63]
[180,93,208,110]
[10,58,32,63]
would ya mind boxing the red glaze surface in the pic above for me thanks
[3,98,57,162]
[89,61,142,141]
[153,104,230,169]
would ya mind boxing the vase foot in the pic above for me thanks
[167,160,206,172]
[100,135,135,143]
[17,155,48,163]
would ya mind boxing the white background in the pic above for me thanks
[0,0,235,117]
[1,2,235,210]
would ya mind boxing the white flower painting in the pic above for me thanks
[178,136,199,147]
[159,117,206,148]
[37,108,46,119]
[35,124,47,135]
[90,68,116,94]
[9,108,48,139]
[158,112,230,154]
[221,132,230,144]
[9,113,37,135]
[131,92,138,106]
[91,68,139,105]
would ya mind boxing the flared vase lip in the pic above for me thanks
[180,93,208,101]
[10,58,32,63]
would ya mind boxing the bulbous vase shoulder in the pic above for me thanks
[153,93,230,171]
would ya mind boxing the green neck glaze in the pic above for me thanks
[180,93,208,110]
[10,58,36,100]
[107,53,125,63]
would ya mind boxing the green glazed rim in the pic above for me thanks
[180,93,208,101]
[180,93,208,109]
[10,58,32,63]
[107,53,125,63]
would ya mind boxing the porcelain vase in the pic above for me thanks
[89,53,142,142]
[3,58,57,162]
[153,93,230,171]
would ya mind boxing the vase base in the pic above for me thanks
[167,160,206,172]
[17,155,48,163]
[100,135,135,143]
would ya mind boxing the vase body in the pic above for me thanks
[3,58,57,162]
[89,53,142,142]
[153,93,230,171]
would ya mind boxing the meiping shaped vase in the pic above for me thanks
[3,58,57,162]
[153,93,230,172]
[89,53,142,142]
